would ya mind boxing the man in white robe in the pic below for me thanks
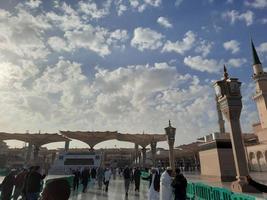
[148,168,160,200]
[160,167,173,200]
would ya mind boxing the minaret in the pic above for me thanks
[215,95,225,134]
[251,39,263,75]
[251,40,267,129]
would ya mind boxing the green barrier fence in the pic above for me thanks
[187,182,266,200]
[141,171,150,179]
[0,168,9,176]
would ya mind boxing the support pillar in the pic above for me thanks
[138,153,141,165]
[142,147,146,168]
[135,143,139,165]
[25,143,33,165]
[150,141,157,167]
[33,145,40,164]
[64,141,70,152]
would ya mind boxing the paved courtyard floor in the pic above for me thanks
[69,172,267,200]
[70,178,149,200]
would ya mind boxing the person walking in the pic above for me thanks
[40,179,71,200]
[72,169,80,191]
[160,167,173,200]
[91,167,96,184]
[104,168,112,192]
[147,168,160,200]
[123,166,131,196]
[13,168,28,200]
[81,167,90,193]
[133,167,141,192]
[24,166,46,200]
[172,168,187,200]
[0,169,16,200]
[96,167,104,190]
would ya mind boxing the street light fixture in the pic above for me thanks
[213,66,259,193]
[165,120,176,174]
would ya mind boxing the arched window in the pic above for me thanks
[249,152,255,161]
[256,151,264,172]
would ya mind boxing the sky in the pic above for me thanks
[0,0,266,150]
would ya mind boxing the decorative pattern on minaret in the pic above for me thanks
[215,95,225,134]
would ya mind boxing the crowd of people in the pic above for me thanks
[67,165,188,199]
[0,166,71,200]
[0,165,71,200]
[1,164,267,200]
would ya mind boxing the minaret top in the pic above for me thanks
[251,39,262,65]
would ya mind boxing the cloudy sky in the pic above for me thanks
[0,0,266,149]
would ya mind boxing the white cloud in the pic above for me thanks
[65,25,128,56]
[222,10,254,26]
[258,42,267,53]
[162,31,196,55]
[261,18,267,24]
[0,59,220,147]
[0,8,51,61]
[25,0,42,8]
[184,56,221,73]
[78,0,112,20]
[175,0,184,7]
[131,27,164,51]
[157,17,173,28]
[184,55,247,72]
[227,58,247,67]
[245,0,267,9]
[129,0,139,8]
[129,0,161,12]
[223,40,240,54]
[46,3,82,31]
[144,0,161,7]
[195,40,214,57]
[48,36,70,52]
[117,4,127,16]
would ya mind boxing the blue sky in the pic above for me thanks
[0,0,266,149]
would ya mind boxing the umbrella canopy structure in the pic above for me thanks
[0,132,71,164]
[60,131,166,149]
[0,132,70,147]
[117,133,166,148]
[60,131,119,149]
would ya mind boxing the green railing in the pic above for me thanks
[187,182,266,200]
[141,171,150,179]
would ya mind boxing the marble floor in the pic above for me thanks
[70,178,149,200]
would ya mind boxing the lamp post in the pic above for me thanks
[165,120,176,173]
[213,66,259,193]
[141,146,147,168]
